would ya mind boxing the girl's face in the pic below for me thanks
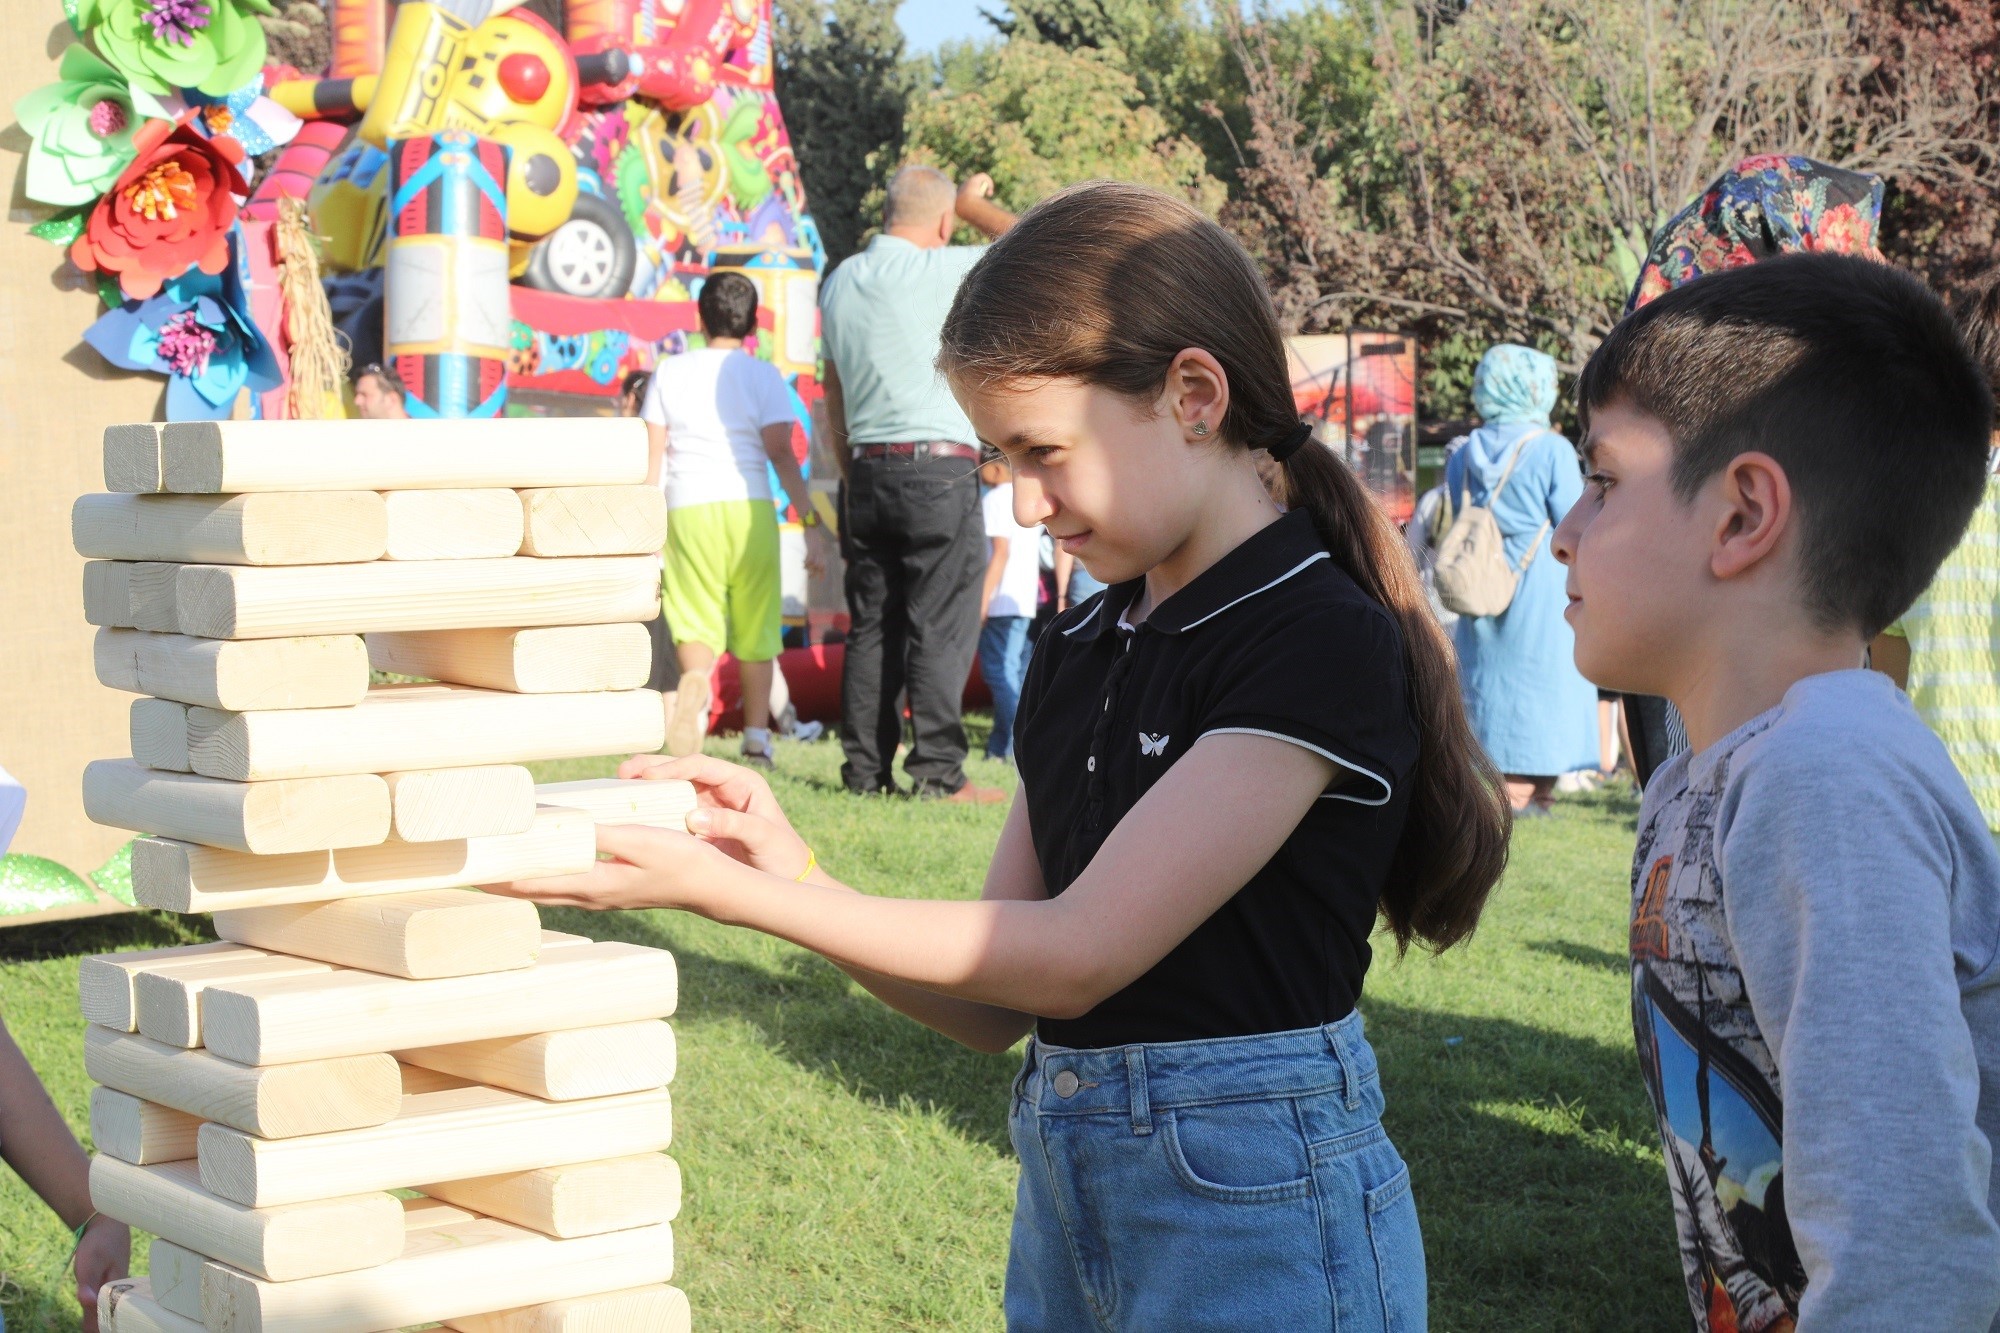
[956,372,1229,585]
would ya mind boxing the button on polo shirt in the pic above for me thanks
[1015,508,1420,1048]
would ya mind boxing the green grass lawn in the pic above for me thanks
[0,729,1681,1331]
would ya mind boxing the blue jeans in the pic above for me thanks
[1005,1012,1426,1331]
[979,615,1032,759]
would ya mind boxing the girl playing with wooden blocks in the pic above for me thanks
[495,181,1511,1329]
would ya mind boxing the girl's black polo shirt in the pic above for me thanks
[1014,508,1419,1049]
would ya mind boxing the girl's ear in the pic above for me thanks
[1165,348,1230,439]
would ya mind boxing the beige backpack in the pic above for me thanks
[1432,431,1554,618]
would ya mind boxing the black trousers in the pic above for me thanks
[838,450,986,794]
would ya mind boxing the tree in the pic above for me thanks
[772,0,911,264]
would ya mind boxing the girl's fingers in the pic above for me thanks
[683,805,808,876]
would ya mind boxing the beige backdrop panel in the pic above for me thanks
[3,15,170,896]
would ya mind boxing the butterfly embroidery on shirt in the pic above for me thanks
[1139,733,1170,757]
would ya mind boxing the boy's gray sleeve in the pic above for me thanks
[1718,744,2000,1330]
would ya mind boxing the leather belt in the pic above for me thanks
[850,442,980,462]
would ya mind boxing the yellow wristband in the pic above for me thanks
[795,847,817,881]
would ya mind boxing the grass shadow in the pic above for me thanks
[0,910,211,965]
[1525,939,1628,973]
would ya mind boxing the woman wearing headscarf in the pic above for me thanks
[1446,344,1598,813]
[1618,155,1885,784]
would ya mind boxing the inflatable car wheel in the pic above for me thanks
[521,192,638,300]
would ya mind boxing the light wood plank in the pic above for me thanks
[94,629,369,710]
[100,1278,204,1333]
[385,765,536,841]
[71,492,388,565]
[104,423,164,493]
[197,1209,673,1333]
[397,1021,674,1101]
[146,1239,206,1320]
[85,1027,400,1138]
[90,1157,403,1282]
[132,955,337,1049]
[84,560,139,628]
[445,1284,689,1333]
[383,489,527,560]
[83,759,391,854]
[367,623,652,693]
[212,889,542,979]
[532,779,695,831]
[129,698,190,773]
[128,561,181,632]
[159,418,646,493]
[199,1084,674,1207]
[422,1153,680,1240]
[175,555,661,640]
[90,1087,200,1165]
[79,941,252,1032]
[517,486,666,558]
[129,807,596,913]
[187,684,664,782]
[200,939,676,1065]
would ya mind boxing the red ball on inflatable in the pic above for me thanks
[498,53,552,104]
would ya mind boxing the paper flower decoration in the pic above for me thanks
[76,0,274,97]
[70,115,247,300]
[13,45,171,207]
[187,74,300,157]
[83,234,280,419]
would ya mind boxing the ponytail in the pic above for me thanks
[939,180,1511,952]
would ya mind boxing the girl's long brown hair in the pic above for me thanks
[938,181,1510,952]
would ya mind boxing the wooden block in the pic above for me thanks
[199,1084,674,1207]
[175,554,661,640]
[200,939,675,1065]
[94,628,370,710]
[368,623,653,693]
[104,422,164,493]
[79,941,252,1032]
[212,889,542,980]
[146,1239,206,1320]
[130,806,596,913]
[446,1284,689,1333]
[130,698,190,773]
[187,684,665,782]
[85,1026,400,1138]
[383,488,527,560]
[400,1063,475,1095]
[129,561,182,632]
[386,765,536,841]
[84,560,139,628]
[159,418,646,493]
[422,1153,680,1240]
[90,1087,200,1165]
[100,1278,204,1333]
[91,1157,404,1282]
[398,1021,674,1101]
[197,1210,674,1333]
[83,759,391,854]
[71,491,389,565]
[132,954,336,1048]
[517,486,666,558]
[533,779,695,831]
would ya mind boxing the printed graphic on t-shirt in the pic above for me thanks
[1631,768,1806,1333]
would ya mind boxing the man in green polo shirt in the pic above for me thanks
[820,165,1015,801]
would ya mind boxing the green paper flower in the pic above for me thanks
[76,0,274,97]
[13,45,169,207]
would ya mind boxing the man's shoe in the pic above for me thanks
[666,670,711,758]
[741,741,776,772]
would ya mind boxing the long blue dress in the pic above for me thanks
[1445,422,1599,775]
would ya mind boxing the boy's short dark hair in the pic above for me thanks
[1578,253,1994,637]
[697,272,759,341]
[1952,267,2000,397]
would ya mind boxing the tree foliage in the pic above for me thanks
[772,0,911,264]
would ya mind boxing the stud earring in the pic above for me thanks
[1192,421,1210,437]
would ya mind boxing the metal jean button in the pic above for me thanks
[1052,1069,1080,1098]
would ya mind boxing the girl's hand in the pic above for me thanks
[485,822,736,913]
[75,1214,130,1333]
[615,754,814,880]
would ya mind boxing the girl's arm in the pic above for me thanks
[491,734,1335,1021]
[980,535,1008,619]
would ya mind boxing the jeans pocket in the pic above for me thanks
[1160,1098,1314,1204]
[1365,1164,1427,1332]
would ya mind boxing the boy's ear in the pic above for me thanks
[1708,451,1793,582]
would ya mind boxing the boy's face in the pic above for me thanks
[1551,397,1713,696]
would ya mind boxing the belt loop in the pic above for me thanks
[1125,1047,1152,1136]
[1326,1023,1360,1111]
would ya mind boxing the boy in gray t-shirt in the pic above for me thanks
[1552,254,2000,1330]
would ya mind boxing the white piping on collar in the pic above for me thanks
[1061,549,1331,638]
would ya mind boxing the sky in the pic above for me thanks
[897,0,1009,53]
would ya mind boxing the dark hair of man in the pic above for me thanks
[697,272,759,341]
[1577,252,1994,638]
[355,362,405,395]
[620,369,650,403]
[1952,266,2000,398]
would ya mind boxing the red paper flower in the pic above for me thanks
[70,114,246,300]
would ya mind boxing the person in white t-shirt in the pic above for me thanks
[976,450,1043,760]
[640,272,830,767]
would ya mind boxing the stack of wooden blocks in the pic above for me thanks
[71,418,700,1332]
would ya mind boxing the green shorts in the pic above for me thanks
[662,499,783,662]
